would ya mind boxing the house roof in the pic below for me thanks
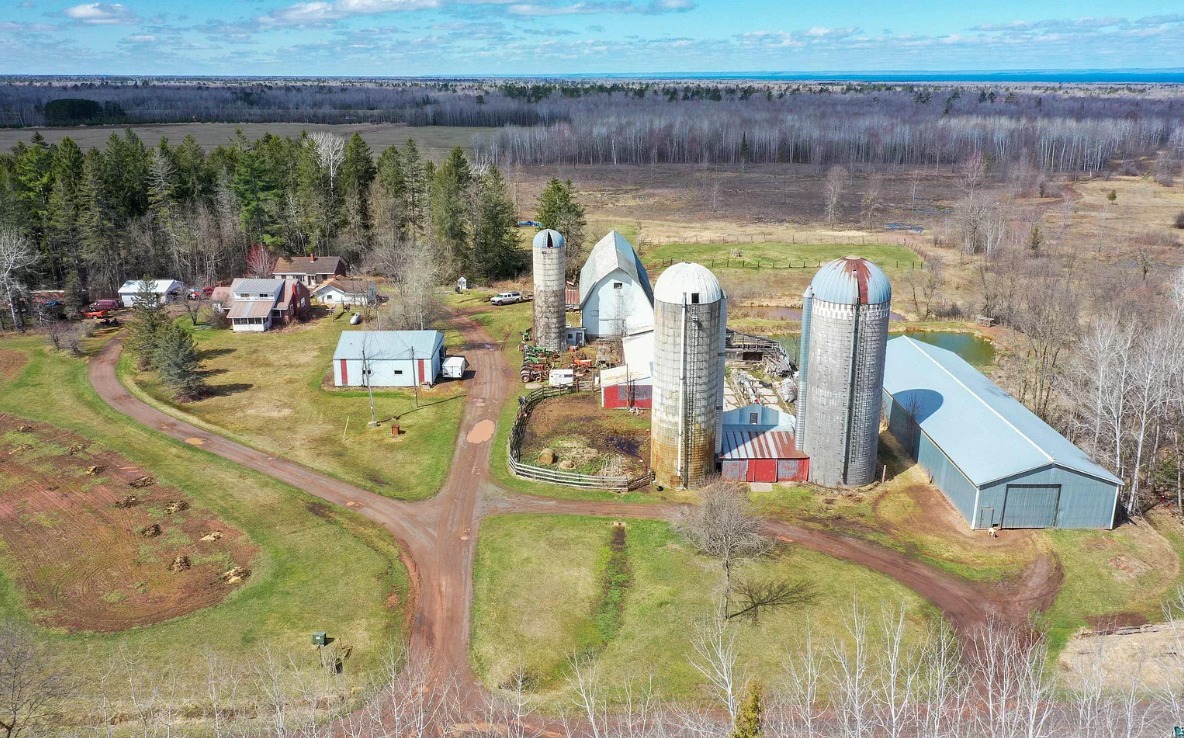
[230,278,284,295]
[719,429,806,460]
[333,331,444,361]
[227,300,274,319]
[883,336,1122,488]
[312,278,371,296]
[578,231,654,307]
[274,256,345,276]
[600,364,652,387]
[118,279,182,294]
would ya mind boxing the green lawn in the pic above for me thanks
[0,337,409,731]
[471,514,935,707]
[121,312,464,500]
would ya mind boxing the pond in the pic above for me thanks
[903,331,996,366]
[740,305,905,322]
[773,330,995,367]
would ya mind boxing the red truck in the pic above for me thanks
[82,299,121,318]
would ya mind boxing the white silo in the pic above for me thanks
[650,262,727,489]
[532,229,566,351]
[795,257,892,487]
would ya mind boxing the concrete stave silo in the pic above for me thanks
[532,229,566,351]
[795,257,892,487]
[650,262,727,489]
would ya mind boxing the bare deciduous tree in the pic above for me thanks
[0,622,71,738]
[0,228,38,333]
[823,166,846,226]
[675,481,768,595]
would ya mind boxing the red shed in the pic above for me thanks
[720,429,809,483]
[600,365,652,410]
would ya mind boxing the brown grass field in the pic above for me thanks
[0,413,257,632]
[0,122,492,159]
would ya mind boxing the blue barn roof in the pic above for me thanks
[883,336,1121,488]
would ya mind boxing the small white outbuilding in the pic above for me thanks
[332,330,445,388]
[117,279,185,307]
[578,231,655,339]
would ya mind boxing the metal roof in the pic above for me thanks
[533,229,565,250]
[118,279,182,294]
[883,337,1122,487]
[333,330,443,361]
[227,300,274,319]
[808,257,892,305]
[312,278,372,296]
[578,231,654,307]
[653,262,725,305]
[229,278,284,295]
[600,364,652,387]
[720,429,807,460]
[273,256,345,276]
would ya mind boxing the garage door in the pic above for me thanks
[1001,484,1060,528]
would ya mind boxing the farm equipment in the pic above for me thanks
[521,361,552,383]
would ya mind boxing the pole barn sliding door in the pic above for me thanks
[747,459,777,483]
[1001,484,1061,528]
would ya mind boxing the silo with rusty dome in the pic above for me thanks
[795,256,892,487]
[532,229,566,351]
[650,262,727,489]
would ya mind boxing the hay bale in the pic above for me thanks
[129,476,155,489]
[558,459,575,470]
[113,495,138,509]
[168,555,191,572]
[68,444,87,455]
[538,448,556,465]
[200,531,223,542]
[164,500,189,514]
[139,524,161,538]
[220,566,250,584]
[86,465,104,475]
[16,424,32,433]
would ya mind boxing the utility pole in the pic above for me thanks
[362,346,378,426]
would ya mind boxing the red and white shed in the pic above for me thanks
[720,428,810,483]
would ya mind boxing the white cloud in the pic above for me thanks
[260,0,440,26]
[63,3,139,25]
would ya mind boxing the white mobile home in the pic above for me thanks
[117,279,185,307]
[578,231,655,338]
[332,330,445,388]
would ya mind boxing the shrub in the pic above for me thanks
[1175,211,1184,230]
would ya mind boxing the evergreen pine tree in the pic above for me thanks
[62,270,85,320]
[472,166,523,281]
[341,133,376,235]
[536,178,587,278]
[153,322,205,399]
[730,681,763,738]
[125,277,169,369]
[429,147,473,273]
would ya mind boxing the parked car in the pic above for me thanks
[490,291,523,306]
[82,299,120,317]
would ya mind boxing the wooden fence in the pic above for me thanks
[647,257,925,271]
[508,384,654,492]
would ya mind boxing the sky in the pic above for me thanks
[3,1,1184,76]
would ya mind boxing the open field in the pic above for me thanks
[471,514,934,706]
[122,312,465,501]
[0,122,493,160]
[0,414,257,631]
[0,337,409,729]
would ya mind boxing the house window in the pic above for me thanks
[613,282,623,289]
[259,293,269,298]
[749,412,759,424]
[393,370,404,375]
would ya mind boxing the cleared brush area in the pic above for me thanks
[471,514,933,706]
[521,393,649,477]
[0,338,410,730]
[0,414,257,631]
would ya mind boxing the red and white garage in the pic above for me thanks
[720,428,810,483]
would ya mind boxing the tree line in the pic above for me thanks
[0,130,582,310]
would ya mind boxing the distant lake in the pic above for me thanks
[587,70,1184,84]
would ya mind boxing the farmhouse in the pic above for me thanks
[117,279,184,307]
[312,278,374,306]
[272,255,348,286]
[719,404,809,483]
[578,231,655,339]
[225,278,309,332]
[882,336,1122,530]
[332,330,445,388]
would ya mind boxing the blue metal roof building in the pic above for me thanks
[882,336,1121,529]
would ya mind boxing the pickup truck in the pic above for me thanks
[490,291,523,306]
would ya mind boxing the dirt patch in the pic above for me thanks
[521,393,650,476]
[1084,612,1150,631]
[1060,621,1184,691]
[1109,554,1153,581]
[876,481,1039,552]
[0,350,27,384]
[0,413,258,632]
